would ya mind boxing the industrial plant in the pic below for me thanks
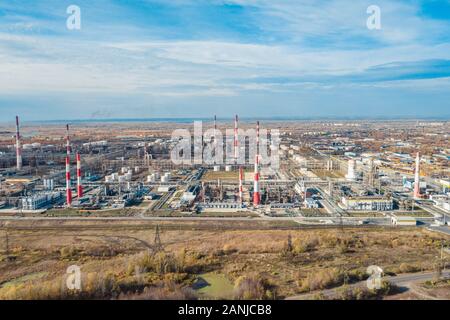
[0,116,448,230]
[2,0,450,305]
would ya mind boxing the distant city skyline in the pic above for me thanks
[1,0,450,121]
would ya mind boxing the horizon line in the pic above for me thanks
[1,115,450,125]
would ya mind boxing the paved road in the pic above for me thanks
[0,215,274,222]
[0,215,378,223]
[0,214,395,224]
[417,202,450,221]
[286,271,450,300]
[427,226,450,236]
[0,211,444,229]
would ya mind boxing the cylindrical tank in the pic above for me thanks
[213,165,220,172]
[345,159,356,181]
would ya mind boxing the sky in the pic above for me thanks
[0,0,450,121]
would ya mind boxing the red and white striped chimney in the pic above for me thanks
[66,156,72,206]
[239,166,243,203]
[253,121,260,206]
[15,116,22,170]
[234,114,238,164]
[76,153,83,198]
[65,124,72,206]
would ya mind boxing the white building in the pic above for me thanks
[21,192,62,210]
[157,186,173,193]
[391,216,417,226]
[341,196,393,211]
[345,159,357,181]
[304,198,319,209]
[430,194,450,212]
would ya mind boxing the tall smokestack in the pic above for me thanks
[66,124,72,206]
[414,152,420,199]
[201,182,205,203]
[76,153,83,198]
[253,121,260,206]
[239,166,243,204]
[214,115,217,142]
[66,156,72,206]
[66,124,71,156]
[234,114,238,164]
[15,116,22,170]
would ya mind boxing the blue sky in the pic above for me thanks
[0,0,450,121]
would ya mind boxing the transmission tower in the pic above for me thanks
[151,225,164,254]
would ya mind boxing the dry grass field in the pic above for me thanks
[0,220,448,300]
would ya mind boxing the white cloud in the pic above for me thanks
[0,0,450,98]
[1,35,450,97]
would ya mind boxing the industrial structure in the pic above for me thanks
[414,152,421,199]
[76,153,83,198]
[341,196,393,211]
[65,124,72,207]
[234,114,238,164]
[15,116,22,171]
[0,116,447,229]
[253,121,261,206]
[239,166,243,204]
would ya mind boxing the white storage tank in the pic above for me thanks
[225,165,232,172]
[213,165,220,172]
[105,175,113,183]
[345,159,357,181]
[161,175,168,183]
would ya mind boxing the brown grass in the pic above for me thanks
[0,222,448,299]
